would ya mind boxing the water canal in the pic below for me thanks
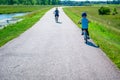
[0,13,28,28]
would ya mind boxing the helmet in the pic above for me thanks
[56,7,58,10]
[82,12,87,17]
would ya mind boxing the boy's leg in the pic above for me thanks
[81,29,84,35]
[86,29,89,36]
[86,29,90,39]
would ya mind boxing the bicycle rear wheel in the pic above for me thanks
[84,31,88,43]
[55,16,58,23]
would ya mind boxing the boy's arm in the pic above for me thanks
[88,20,91,23]
[87,19,90,23]
[78,20,81,24]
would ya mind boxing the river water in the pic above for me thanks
[0,13,28,28]
[0,13,27,20]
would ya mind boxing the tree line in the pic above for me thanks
[0,0,60,5]
[60,0,120,6]
[0,0,120,5]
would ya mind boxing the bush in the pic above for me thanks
[112,8,118,15]
[98,7,111,15]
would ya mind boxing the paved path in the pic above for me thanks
[0,7,120,80]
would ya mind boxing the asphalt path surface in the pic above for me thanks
[0,7,120,80]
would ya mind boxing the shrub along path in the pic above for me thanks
[0,7,120,80]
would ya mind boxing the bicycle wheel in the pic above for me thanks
[84,30,88,43]
[55,16,58,23]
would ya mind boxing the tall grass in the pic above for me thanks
[0,5,51,14]
[0,6,53,47]
[63,6,120,69]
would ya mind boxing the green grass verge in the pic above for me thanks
[63,6,120,69]
[0,5,51,14]
[0,6,53,47]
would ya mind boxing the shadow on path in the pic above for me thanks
[56,22,62,24]
[86,41,99,48]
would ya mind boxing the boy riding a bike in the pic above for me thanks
[78,12,90,39]
[54,8,59,22]
[54,8,59,17]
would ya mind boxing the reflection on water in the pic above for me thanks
[0,13,28,29]
[0,13,27,20]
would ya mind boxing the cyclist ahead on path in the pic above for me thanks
[54,8,59,17]
[54,8,59,23]
[78,12,90,38]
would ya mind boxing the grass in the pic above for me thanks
[0,5,53,47]
[0,5,52,14]
[63,6,120,69]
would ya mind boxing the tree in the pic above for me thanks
[48,0,51,5]
[8,0,14,5]
[98,7,111,15]
[112,8,118,15]
[0,0,60,5]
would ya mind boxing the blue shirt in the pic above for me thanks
[55,10,59,16]
[81,17,89,29]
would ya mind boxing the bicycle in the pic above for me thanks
[83,29,88,43]
[55,16,58,23]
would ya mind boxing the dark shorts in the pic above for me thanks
[55,14,59,17]
[82,28,89,36]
